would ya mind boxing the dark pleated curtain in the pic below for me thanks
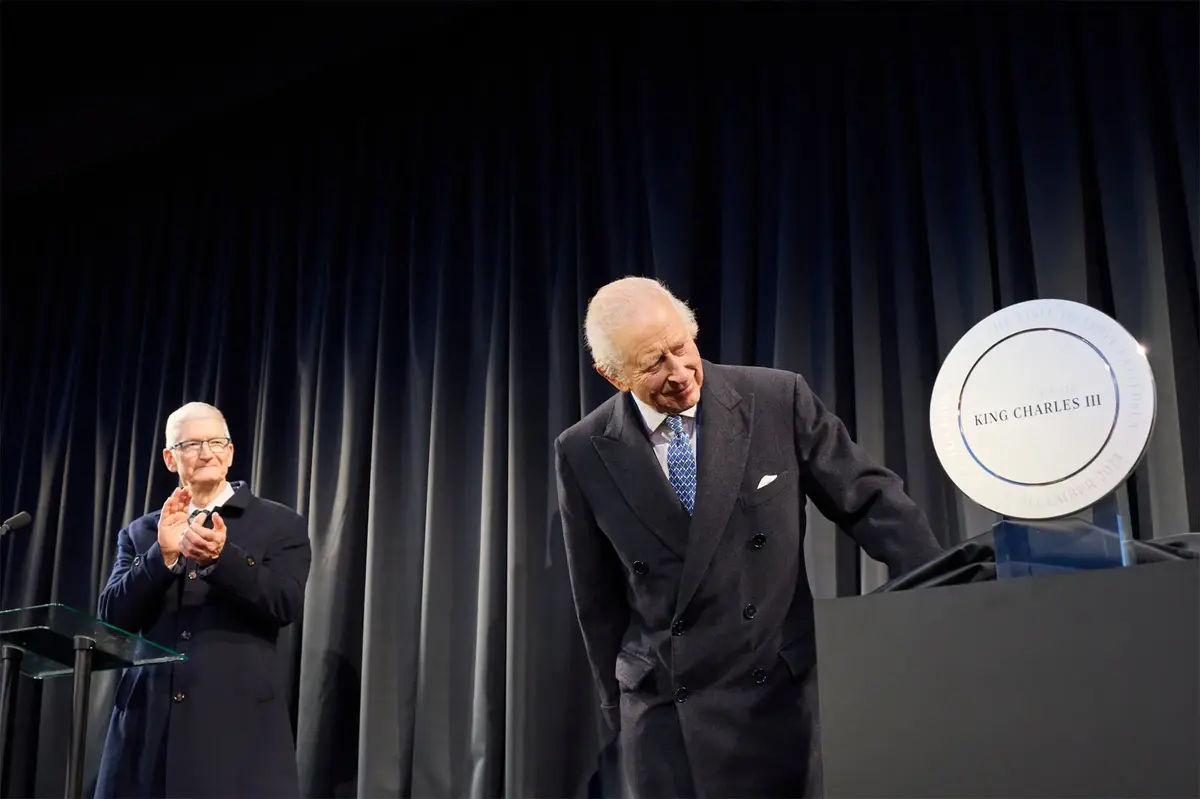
[0,2,1196,797]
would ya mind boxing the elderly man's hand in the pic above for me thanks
[181,511,227,566]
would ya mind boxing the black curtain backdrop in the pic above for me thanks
[1,2,1196,797]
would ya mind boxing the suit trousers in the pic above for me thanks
[618,666,824,799]
[801,666,824,798]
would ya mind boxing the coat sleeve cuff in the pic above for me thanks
[140,541,179,584]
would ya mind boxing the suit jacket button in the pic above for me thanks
[743,603,757,620]
[133,555,141,566]
[172,692,186,702]
[751,534,767,549]
[671,618,686,636]
[246,556,255,566]
[187,570,197,580]
[674,686,689,703]
[180,631,192,641]
[632,560,648,575]
[752,668,767,685]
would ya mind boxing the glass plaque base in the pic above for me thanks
[994,516,1130,580]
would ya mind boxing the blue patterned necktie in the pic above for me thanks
[665,415,697,515]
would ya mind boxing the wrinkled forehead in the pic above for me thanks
[616,302,691,364]
[175,417,228,442]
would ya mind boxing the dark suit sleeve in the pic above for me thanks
[556,438,628,736]
[792,374,944,577]
[97,524,178,633]
[202,513,311,629]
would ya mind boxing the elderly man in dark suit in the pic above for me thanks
[94,402,311,799]
[555,277,944,798]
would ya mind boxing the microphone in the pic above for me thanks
[0,512,30,538]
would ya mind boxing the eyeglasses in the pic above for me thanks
[171,437,231,455]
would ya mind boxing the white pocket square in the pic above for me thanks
[757,474,778,490]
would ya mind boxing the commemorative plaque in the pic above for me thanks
[929,298,1157,577]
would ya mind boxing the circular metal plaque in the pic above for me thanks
[929,299,1156,519]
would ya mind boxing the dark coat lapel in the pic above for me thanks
[592,393,692,559]
[675,364,752,617]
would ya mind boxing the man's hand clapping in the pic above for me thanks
[157,487,192,568]
[182,510,227,566]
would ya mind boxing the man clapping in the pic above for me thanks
[94,402,311,799]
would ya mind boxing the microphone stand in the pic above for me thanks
[0,512,32,610]
[0,512,31,798]
[0,523,10,620]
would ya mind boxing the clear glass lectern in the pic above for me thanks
[0,603,185,799]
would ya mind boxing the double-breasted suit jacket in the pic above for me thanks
[555,361,943,798]
[94,481,311,799]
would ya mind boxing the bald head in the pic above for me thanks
[584,277,704,413]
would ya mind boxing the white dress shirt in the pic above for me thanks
[631,393,699,480]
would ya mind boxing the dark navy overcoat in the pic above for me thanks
[94,481,311,799]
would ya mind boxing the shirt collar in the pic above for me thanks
[631,392,698,436]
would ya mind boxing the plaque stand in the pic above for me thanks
[815,558,1199,798]
[993,492,1136,580]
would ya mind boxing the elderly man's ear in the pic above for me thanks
[595,365,628,393]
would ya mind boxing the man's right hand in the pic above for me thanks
[157,487,192,568]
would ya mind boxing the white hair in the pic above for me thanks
[164,402,230,448]
[584,276,699,380]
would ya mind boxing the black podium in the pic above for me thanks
[0,603,185,799]
[814,558,1199,798]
